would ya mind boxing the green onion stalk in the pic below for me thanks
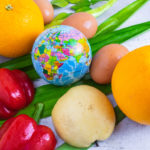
[71,0,113,12]
[95,0,148,36]
[88,0,117,18]
[32,103,44,123]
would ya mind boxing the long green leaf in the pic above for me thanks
[51,0,69,7]
[95,0,148,36]
[90,21,150,55]
[89,21,150,44]
[88,0,117,18]
[57,143,92,150]
[0,54,32,70]
[71,0,105,12]
[67,0,81,4]
[114,106,126,125]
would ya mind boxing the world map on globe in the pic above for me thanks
[32,25,92,86]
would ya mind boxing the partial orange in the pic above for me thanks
[112,45,150,125]
[0,0,44,58]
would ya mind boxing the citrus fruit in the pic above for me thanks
[0,0,44,58]
[112,45,150,125]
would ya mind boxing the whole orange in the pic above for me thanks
[112,45,150,125]
[0,0,44,58]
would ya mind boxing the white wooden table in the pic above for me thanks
[0,0,150,149]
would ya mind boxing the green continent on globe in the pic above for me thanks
[34,30,90,81]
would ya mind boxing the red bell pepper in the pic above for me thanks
[0,68,35,119]
[0,114,57,150]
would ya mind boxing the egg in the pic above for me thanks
[62,12,98,39]
[90,44,129,84]
[34,0,54,25]
[32,25,92,86]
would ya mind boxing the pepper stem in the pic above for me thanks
[33,103,44,124]
[87,0,117,18]
[5,4,13,11]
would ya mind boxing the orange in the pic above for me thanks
[112,45,150,125]
[0,0,44,58]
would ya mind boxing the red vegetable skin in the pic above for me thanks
[26,125,57,150]
[0,115,57,150]
[0,68,34,119]
[0,103,17,120]
[12,70,34,105]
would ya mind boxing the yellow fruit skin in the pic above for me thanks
[112,45,150,125]
[52,85,115,148]
[0,0,44,58]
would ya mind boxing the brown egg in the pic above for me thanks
[90,44,129,84]
[34,0,54,25]
[62,12,98,39]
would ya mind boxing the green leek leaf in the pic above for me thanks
[51,0,69,7]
